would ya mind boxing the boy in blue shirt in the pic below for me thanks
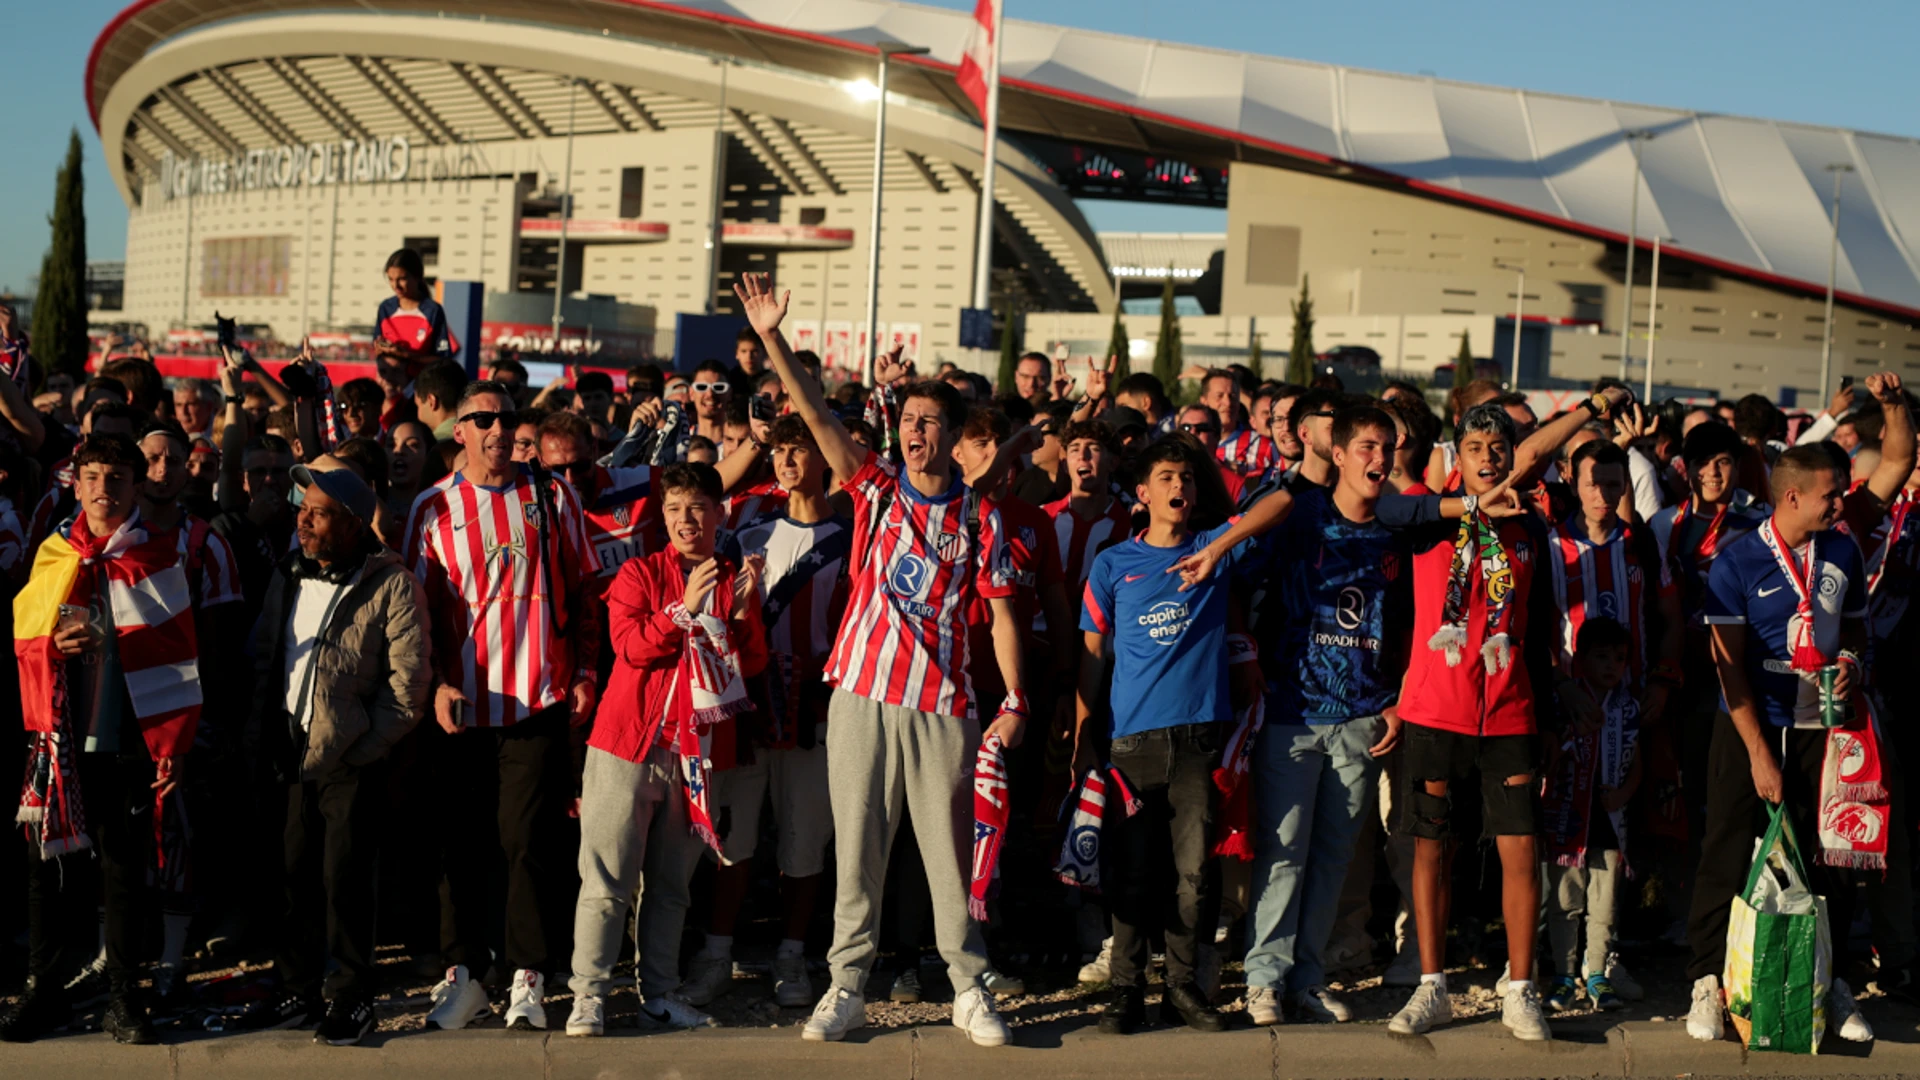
[1074,438,1250,1035]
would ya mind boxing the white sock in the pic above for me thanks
[1420,973,1447,992]
[1508,979,1532,991]
[161,912,192,969]
[701,934,733,960]
[777,938,805,960]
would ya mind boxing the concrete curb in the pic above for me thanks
[2,1016,1916,1078]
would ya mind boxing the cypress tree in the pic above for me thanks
[1247,329,1264,381]
[1287,275,1315,385]
[1151,271,1181,388]
[33,130,88,378]
[995,299,1019,395]
[1452,330,1475,392]
[1105,304,1131,379]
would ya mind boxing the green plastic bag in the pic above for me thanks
[1723,804,1831,1054]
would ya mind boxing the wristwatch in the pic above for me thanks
[223,395,242,404]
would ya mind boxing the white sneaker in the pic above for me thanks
[952,986,1011,1047]
[801,987,865,1042]
[426,965,492,1030]
[644,994,716,1030]
[677,952,733,1006]
[982,968,1026,997]
[1494,960,1511,996]
[1382,948,1422,989]
[1603,952,1644,1001]
[565,994,604,1037]
[1686,974,1724,1042]
[1290,985,1352,1023]
[1195,944,1222,1003]
[772,953,812,1008]
[1077,938,1113,984]
[1830,978,1874,1043]
[1245,986,1283,1027]
[1387,982,1452,1036]
[503,969,546,1030]
[1501,984,1552,1041]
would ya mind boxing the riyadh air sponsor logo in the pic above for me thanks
[887,553,939,618]
[1315,587,1379,650]
[1139,600,1192,645]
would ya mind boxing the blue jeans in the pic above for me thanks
[1243,716,1383,993]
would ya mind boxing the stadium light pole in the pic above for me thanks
[1617,129,1656,382]
[1820,163,1855,399]
[860,44,930,385]
[1495,261,1525,389]
[550,77,578,346]
[704,58,736,317]
[1643,236,1672,401]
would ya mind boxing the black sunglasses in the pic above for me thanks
[459,410,519,430]
[1180,422,1220,435]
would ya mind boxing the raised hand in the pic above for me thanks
[1612,402,1658,448]
[1868,371,1905,405]
[1828,383,1859,419]
[1052,354,1076,400]
[683,557,721,614]
[733,273,791,337]
[629,397,662,433]
[734,554,767,609]
[874,345,914,387]
[1085,355,1114,402]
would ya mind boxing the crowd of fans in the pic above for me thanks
[0,250,1916,1051]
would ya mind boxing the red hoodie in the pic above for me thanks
[588,547,769,766]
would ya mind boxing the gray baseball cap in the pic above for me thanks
[290,458,376,523]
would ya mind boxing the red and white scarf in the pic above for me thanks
[1819,698,1890,871]
[1211,633,1263,860]
[1757,517,1828,673]
[1547,518,1646,679]
[969,733,1009,920]
[1542,681,1638,875]
[664,594,752,852]
[1858,489,1916,597]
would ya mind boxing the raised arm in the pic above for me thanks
[734,273,864,481]
[1865,373,1914,505]
[1512,385,1631,486]
[1171,486,1295,590]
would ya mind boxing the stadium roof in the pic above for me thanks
[90,0,1920,321]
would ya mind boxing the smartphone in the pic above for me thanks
[750,394,777,422]
[56,604,88,635]
[1053,342,1069,363]
[214,312,238,351]
[1839,375,1855,392]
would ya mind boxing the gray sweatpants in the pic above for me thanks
[824,690,989,996]
[568,746,708,1000]
[1544,849,1620,979]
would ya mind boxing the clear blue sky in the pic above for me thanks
[7,0,1919,293]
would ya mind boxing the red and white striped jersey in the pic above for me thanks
[727,480,789,532]
[966,494,1062,704]
[1545,518,1673,682]
[826,452,1014,719]
[179,515,242,608]
[581,464,663,580]
[403,466,602,727]
[1043,494,1134,593]
[1216,428,1278,477]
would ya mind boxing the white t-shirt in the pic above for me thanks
[285,576,351,728]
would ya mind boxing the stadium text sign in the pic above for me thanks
[158,136,412,201]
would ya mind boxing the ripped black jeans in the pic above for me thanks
[1397,723,1539,840]
[1104,722,1221,990]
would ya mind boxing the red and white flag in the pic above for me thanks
[955,0,1000,120]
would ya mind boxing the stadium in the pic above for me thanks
[87,0,1920,401]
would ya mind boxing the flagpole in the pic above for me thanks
[969,0,1002,315]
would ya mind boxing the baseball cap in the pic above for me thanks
[1104,405,1149,436]
[290,456,376,522]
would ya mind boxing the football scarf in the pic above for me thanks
[1055,767,1111,891]
[1211,632,1263,861]
[1430,509,1516,673]
[1542,681,1639,875]
[1757,517,1827,672]
[1860,490,1915,597]
[1674,496,1732,572]
[665,590,753,852]
[1818,698,1890,871]
[969,732,1010,920]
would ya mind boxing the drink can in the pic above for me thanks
[1819,665,1851,728]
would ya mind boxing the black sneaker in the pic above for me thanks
[1097,985,1146,1035]
[0,988,72,1043]
[237,991,323,1032]
[102,996,159,1045]
[315,998,375,1047]
[1162,982,1227,1032]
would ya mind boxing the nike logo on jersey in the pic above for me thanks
[1757,585,1785,597]
[1123,574,1147,583]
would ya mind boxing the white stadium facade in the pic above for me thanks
[89,0,1920,401]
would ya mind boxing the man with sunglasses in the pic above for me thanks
[402,381,603,1034]
[1203,369,1277,478]
[1177,405,1245,504]
[689,360,734,454]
